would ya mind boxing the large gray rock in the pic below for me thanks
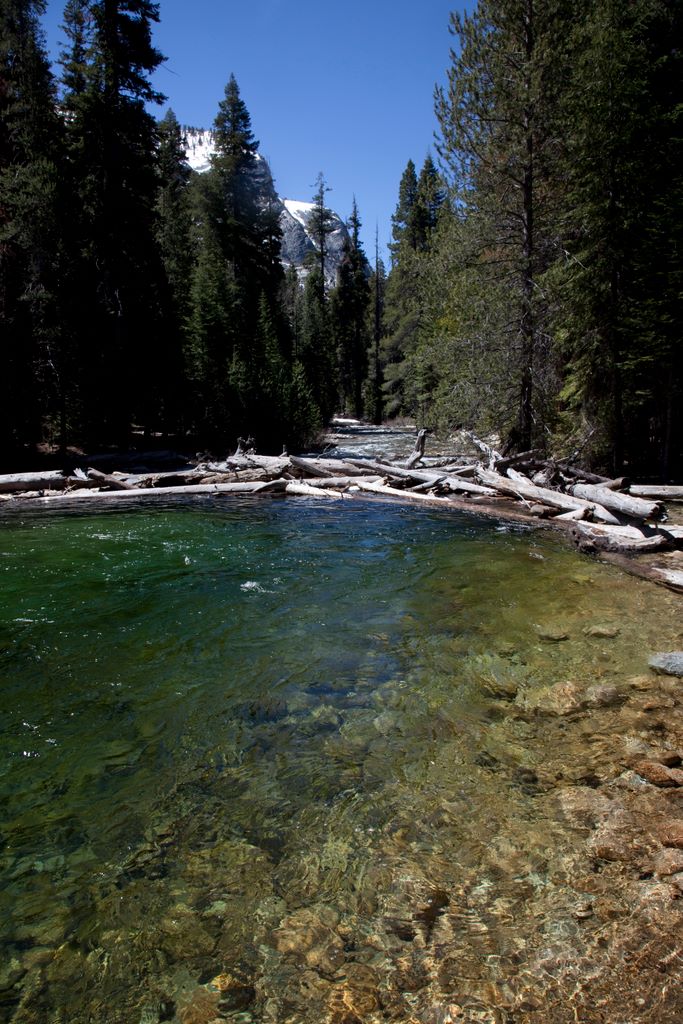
[183,127,349,284]
[649,652,683,677]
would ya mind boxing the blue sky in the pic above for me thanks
[40,0,460,263]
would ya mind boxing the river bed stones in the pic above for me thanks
[634,760,683,787]
[649,651,683,676]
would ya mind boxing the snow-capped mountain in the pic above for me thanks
[183,128,348,285]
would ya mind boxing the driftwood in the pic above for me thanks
[553,461,610,484]
[288,455,367,478]
[493,449,543,472]
[354,480,459,507]
[87,468,138,491]
[31,481,284,504]
[630,485,683,500]
[553,506,592,522]
[348,459,498,497]
[284,481,344,499]
[570,521,669,553]
[464,431,502,468]
[477,468,621,525]
[405,428,429,469]
[300,475,381,489]
[0,470,75,493]
[568,482,662,521]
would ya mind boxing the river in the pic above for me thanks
[0,445,681,1022]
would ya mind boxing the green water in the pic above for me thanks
[0,497,680,1023]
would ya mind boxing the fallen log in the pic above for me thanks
[650,567,683,590]
[553,506,592,522]
[493,449,543,472]
[354,480,458,507]
[567,482,662,521]
[87,468,138,491]
[347,459,497,497]
[284,482,344,499]
[201,455,291,476]
[476,467,621,525]
[629,485,683,500]
[569,521,669,553]
[289,455,368,478]
[0,470,74,493]
[30,481,283,503]
[553,461,610,484]
[659,525,683,546]
[300,475,381,489]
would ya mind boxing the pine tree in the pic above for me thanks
[382,156,446,420]
[551,0,682,474]
[293,173,338,425]
[60,0,166,444]
[330,198,370,418]
[364,229,386,425]
[307,171,335,300]
[187,74,285,447]
[0,0,64,455]
[389,159,418,263]
[155,108,193,432]
[434,0,567,449]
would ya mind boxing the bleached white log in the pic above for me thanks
[0,471,75,493]
[570,521,669,552]
[284,482,344,498]
[629,485,683,500]
[568,482,662,521]
[30,481,278,503]
[476,467,621,525]
[300,475,381,488]
[347,459,497,496]
[354,480,456,506]
[87,468,138,490]
[553,506,592,522]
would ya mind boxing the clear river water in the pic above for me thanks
[0,493,681,1023]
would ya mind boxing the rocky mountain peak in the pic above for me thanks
[183,127,348,285]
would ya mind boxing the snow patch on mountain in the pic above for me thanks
[184,127,214,174]
[283,199,315,226]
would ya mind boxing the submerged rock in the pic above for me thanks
[272,906,345,976]
[649,652,683,677]
[653,847,683,878]
[534,624,570,642]
[585,683,623,708]
[584,623,620,638]
[635,760,683,787]
[520,680,585,716]
[657,821,683,849]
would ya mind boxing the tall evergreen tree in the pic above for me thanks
[293,173,338,424]
[364,228,386,425]
[435,0,565,449]
[389,158,418,263]
[187,74,286,447]
[382,156,446,420]
[330,198,370,418]
[155,108,193,432]
[551,0,682,474]
[0,0,64,455]
[60,0,166,443]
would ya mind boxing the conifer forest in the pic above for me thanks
[1,0,681,476]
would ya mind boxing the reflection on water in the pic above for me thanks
[0,497,681,1023]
